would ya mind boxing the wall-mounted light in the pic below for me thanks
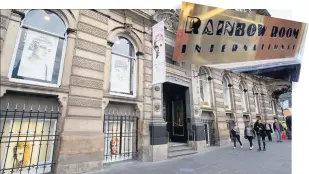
[44,15,50,21]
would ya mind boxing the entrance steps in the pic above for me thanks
[168,142,197,158]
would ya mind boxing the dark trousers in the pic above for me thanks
[257,134,266,150]
[266,130,272,141]
[233,135,242,147]
[247,136,253,147]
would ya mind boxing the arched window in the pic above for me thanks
[199,67,211,107]
[223,75,232,110]
[239,81,249,112]
[109,36,137,97]
[253,86,260,114]
[9,10,67,87]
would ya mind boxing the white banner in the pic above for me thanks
[18,30,59,81]
[110,54,131,94]
[152,21,166,84]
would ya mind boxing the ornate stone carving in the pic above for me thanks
[124,23,133,34]
[69,97,102,108]
[80,10,108,24]
[71,76,103,89]
[154,86,160,91]
[77,22,108,39]
[152,10,179,32]
[194,107,199,115]
[154,103,160,112]
[0,17,8,28]
[75,39,106,56]
[139,10,156,16]
[102,99,109,110]
[73,57,104,72]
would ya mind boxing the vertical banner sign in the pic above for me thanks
[152,21,166,84]
[173,2,307,65]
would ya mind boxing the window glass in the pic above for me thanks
[199,68,210,107]
[112,36,135,57]
[223,78,230,109]
[24,10,66,36]
[110,36,136,96]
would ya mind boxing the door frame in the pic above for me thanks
[163,82,190,143]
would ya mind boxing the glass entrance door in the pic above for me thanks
[172,100,184,137]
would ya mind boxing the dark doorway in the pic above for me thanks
[163,82,188,143]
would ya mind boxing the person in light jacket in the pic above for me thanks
[230,125,243,149]
[264,121,273,141]
[273,118,283,142]
[244,124,256,150]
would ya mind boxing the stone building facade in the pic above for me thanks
[0,9,290,174]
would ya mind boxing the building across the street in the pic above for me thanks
[0,9,291,174]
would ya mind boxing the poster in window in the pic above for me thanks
[13,141,31,170]
[17,30,59,81]
[110,137,120,155]
[0,120,55,173]
[104,121,133,163]
[110,54,131,94]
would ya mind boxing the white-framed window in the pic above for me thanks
[239,82,249,112]
[8,10,67,87]
[109,36,137,98]
[253,86,260,114]
[199,67,211,108]
[223,76,232,110]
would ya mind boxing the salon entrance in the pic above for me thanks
[163,82,189,143]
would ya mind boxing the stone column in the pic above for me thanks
[190,65,206,152]
[149,84,168,161]
[57,10,108,174]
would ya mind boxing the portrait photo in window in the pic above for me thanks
[9,10,67,87]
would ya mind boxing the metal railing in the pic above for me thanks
[103,110,139,163]
[0,104,60,174]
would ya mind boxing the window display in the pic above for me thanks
[104,120,134,163]
[0,120,56,174]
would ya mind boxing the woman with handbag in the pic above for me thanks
[244,124,256,150]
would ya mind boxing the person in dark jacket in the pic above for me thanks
[264,121,273,141]
[286,116,292,140]
[244,124,256,150]
[254,119,267,151]
[273,118,283,142]
[230,125,243,149]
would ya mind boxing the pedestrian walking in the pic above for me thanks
[273,118,283,142]
[244,124,256,150]
[264,121,273,141]
[230,125,243,149]
[254,119,267,151]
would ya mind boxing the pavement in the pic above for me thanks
[91,139,291,174]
